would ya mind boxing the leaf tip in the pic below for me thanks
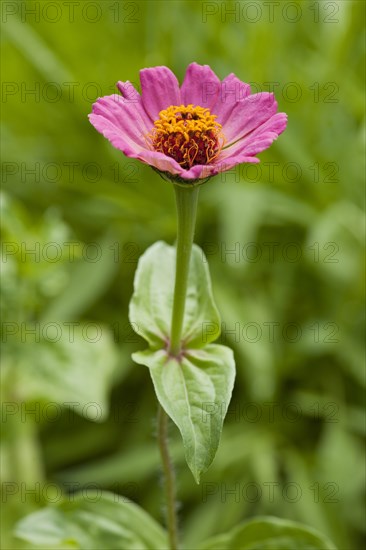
[191,466,202,485]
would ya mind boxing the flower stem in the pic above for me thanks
[169,184,199,355]
[158,184,199,548]
[157,404,179,550]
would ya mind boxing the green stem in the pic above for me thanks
[158,184,199,548]
[157,405,179,550]
[169,184,199,355]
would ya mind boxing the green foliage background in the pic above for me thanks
[1,0,365,548]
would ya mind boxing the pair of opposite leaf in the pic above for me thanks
[129,242,235,483]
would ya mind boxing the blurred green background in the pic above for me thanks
[1,0,365,548]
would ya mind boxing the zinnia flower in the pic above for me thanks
[89,63,287,183]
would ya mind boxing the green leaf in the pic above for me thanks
[13,326,119,422]
[198,516,337,550]
[129,241,221,348]
[133,344,235,483]
[15,491,168,550]
[41,233,119,324]
[129,241,235,481]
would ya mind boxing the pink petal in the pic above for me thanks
[90,107,185,176]
[211,155,260,175]
[218,113,288,169]
[136,149,187,176]
[182,163,222,180]
[222,92,279,145]
[211,73,251,125]
[116,80,141,102]
[88,117,139,158]
[89,94,153,157]
[136,150,221,181]
[140,66,181,121]
[133,152,222,182]
[180,62,221,109]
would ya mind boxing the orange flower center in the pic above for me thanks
[148,104,224,169]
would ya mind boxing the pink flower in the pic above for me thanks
[89,63,287,183]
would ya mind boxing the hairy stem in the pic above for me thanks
[157,405,179,550]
